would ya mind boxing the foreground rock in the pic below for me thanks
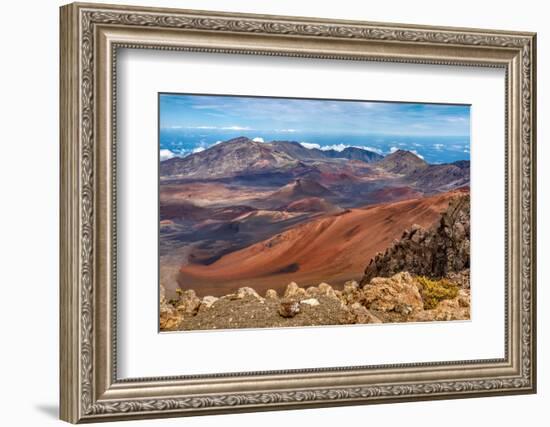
[159,285,182,331]
[175,289,201,315]
[278,300,300,318]
[361,193,470,286]
[363,272,424,314]
[161,274,470,331]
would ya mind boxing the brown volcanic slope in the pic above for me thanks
[269,178,334,204]
[178,190,464,296]
[284,197,341,213]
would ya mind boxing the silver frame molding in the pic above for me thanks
[60,2,537,423]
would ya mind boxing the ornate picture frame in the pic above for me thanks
[60,2,536,423]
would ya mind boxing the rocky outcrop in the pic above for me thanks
[161,271,470,331]
[363,272,424,314]
[174,289,201,316]
[411,289,470,322]
[159,285,183,331]
[360,194,470,286]
[349,303,382,324]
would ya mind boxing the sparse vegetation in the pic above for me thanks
[416,276,459,309]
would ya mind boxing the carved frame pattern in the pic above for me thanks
[60,2,536,423]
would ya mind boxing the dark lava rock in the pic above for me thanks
[360,193,470,286]
[278,300,301,318]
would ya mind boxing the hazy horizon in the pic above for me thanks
[159,93,471,164]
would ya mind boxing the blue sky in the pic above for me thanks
[160,93,470,137]
[159,93,470,164]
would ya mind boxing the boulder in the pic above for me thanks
[457,289,470,308]
[265,289,278,299]
[159,285,182,330]
[317,282,337,299]
[235,287,264,301]
[341,280,362,304]
[284,282,307,299]
[412,297,470,322]
[305,286,319,297]
[201,296,219,309]
[363,272,423,314]
[349,302,382,324]
[175,289,201,315]
[300,298,320,307]
[278,300,300,318]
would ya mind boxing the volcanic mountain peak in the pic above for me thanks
[160,136,388,180]
[269,178,334,205]
[284,178,332,196]
[376,149,428,175]
[385,149,425,162]
[159,136,298,179]
[269,140,328,161]
[451,160,470,170]
[269,140,383,163]
[222,136,255,145]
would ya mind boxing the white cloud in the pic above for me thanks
[222,125,251,131]
[361,146,384,155]
[299,142,383,155]
[389,146,399,153]
[192,147,206,153]
[446,116,468,123]
[213,140,223,145]
[160,149,176,161]
[252,137,265,143]
[299,142,321,150]
[320,143,348,152]
[411,150,425,159]
[277,128,297,133]
[433,143,444,150]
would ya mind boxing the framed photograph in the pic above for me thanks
[60,2,537,423]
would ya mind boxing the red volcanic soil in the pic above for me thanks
[284,197,340,213]
[368,186,423,204]
[316,171,360,186]
[270,178,333,201]
[178,190,466,296]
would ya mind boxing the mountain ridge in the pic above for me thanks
[160,137,385,179]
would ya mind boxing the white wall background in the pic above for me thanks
[0,0,545,425]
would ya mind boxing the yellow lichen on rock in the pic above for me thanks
[416,276,459,309]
